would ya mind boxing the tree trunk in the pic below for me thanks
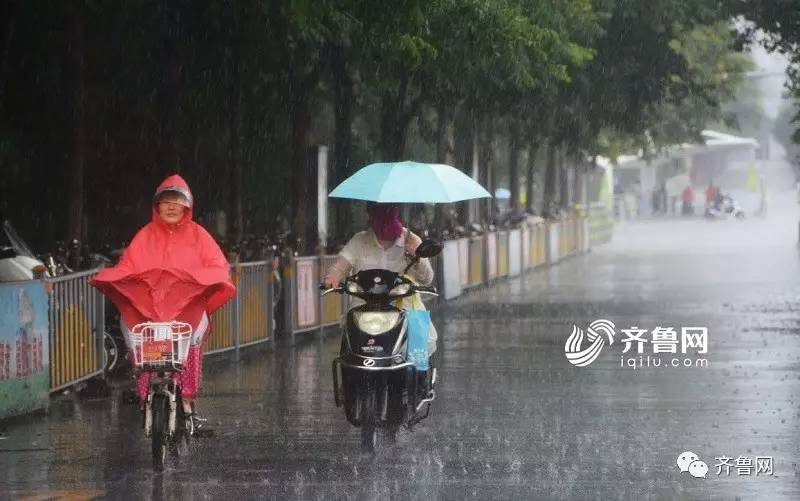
[478,120,494,223]
[525,144,538,213]
[330,44,354,242]
[229,3,244,244]
[67,6,86,244]
[543,142,557,217]
[572,154,582,209]
[433,105,451,232]
[158,3,182,173]
[379,74,421,161]
[559,147,569,210]
[435,105,450,163]
[287,48,320,254]
[508,128,520,213]
[453,110,474,225]
[0,7,15,217]
[0,4,13,123]
[290,89,313,254]
[379,92,407,160]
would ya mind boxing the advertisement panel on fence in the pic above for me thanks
[321,256,344,326]
[1,281,49,419]
[487,233,498,279]
[509,229,522,276]
[548,222,560,263]
[295,259,319,329]
[458,239,469,287]
[442,240,463,300]
[522,227,530,269]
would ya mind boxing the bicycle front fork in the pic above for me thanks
[143,379,178,438]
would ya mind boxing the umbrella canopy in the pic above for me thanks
[329,161,492,203]
[494,188,511,200]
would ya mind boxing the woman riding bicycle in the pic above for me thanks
[91,174,235,426]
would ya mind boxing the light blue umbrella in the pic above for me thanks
[494,188,511,200]
[329,161,492,203]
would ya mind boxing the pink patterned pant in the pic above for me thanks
[134,344,204,403]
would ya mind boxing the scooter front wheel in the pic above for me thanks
[360,382,377,452]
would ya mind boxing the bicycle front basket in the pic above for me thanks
[130,321,193,371]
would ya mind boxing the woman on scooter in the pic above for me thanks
[323,202,438,388]
[90,174,235,427]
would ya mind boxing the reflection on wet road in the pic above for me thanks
[3,206,800,500]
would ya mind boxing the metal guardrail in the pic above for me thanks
[589,202,614,245]
[40,217,593,395]
[236,261,273,348]
[288,254,355,335]
[205,261,274,355]
[46,261,275,392]
[205,295,235,354]
[48,269,104,392]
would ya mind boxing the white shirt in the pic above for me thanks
[331,228,438,352]
[338,229,434,285]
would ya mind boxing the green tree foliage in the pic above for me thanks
[736,1,800,153]
[774,101,800,169]
[644,21,754,148]
[0,0,759,253]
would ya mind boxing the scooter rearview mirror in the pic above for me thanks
[415,239,442,258]
[0,246,18,259]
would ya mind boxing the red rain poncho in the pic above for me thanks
[90,175,235,327]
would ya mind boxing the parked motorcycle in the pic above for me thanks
[323,239,442,451]
[0,220,47,281]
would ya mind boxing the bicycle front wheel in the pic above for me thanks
[151,393,169,471]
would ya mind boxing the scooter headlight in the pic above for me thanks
[354,311,401,335]
[388,283,411,297]
[346,281,364,294]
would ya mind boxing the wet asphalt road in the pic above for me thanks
[3,198,800,500]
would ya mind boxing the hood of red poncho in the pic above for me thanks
[152,174,194,227]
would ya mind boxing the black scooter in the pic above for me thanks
[322,239,442,451]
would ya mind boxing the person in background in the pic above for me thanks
[705,182,719,209]
[681,185,694,216]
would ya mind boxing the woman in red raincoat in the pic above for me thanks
[91,174,235,424]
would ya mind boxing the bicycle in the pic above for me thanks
[129,321,194,471]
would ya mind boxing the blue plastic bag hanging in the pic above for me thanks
[404,292,430,371]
